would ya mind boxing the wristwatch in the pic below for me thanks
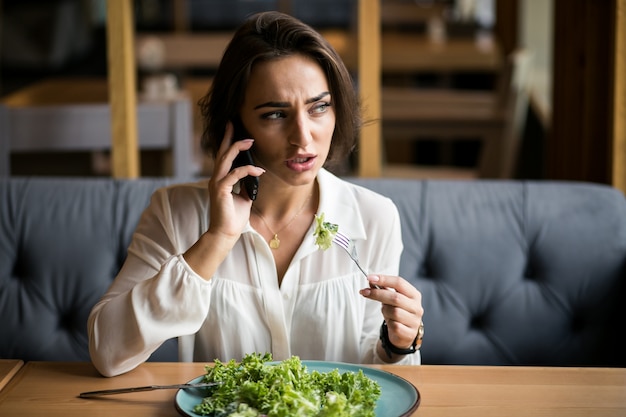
[380,320,424,360]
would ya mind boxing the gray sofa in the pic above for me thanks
[1,177,625,367]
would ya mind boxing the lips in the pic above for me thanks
[285,155,317,172]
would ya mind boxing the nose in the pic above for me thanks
[288,113,313,148]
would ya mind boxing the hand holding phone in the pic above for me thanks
[230,118,259,201]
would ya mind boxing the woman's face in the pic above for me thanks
[240,54,335,188]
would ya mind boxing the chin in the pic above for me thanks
[285,168,320,186]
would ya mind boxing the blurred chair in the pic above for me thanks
[0,78,195,178]
[382,49,532,179]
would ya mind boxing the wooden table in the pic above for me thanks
[0,361,624,416]
[0,360,23,391]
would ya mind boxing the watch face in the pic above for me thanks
[415,323,424,349]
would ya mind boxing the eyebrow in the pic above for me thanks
[253,92,331,110]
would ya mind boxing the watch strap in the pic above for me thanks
[380,320,424,360]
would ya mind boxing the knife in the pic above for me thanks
[79,382,221,398]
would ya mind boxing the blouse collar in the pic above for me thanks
[315,168,367,242]
[241,168,368,255]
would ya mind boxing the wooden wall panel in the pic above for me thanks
[613,0,626,192]
[106,0,140,178]
[495,0,519,57]
[549,0,616,183]
[358,0,382,177]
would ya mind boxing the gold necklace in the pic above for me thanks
[252,193,312,249]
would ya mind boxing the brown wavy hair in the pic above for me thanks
[198,11,361,169]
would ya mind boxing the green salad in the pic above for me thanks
[193,353,381,417]
[313,213,338,251]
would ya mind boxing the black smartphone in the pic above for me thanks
[230,117,259,201]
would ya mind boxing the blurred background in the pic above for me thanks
[0,1,620,189]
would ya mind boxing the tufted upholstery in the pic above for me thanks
[353,178,626,367]
[0,177,179,362]
[1,177,625,367]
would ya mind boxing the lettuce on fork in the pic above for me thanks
[313,213,338,251]
[193,353,380,417]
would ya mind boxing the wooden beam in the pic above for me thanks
[106,0,140,178]
[549,0,615,183]
[613,0,626,192]
[495,0,519,57]
[357,0,381,177]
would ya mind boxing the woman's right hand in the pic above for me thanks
[183,123,264,279]
[207,122,265,241]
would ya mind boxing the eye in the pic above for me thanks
[262,110,286,120]
[311,101,332,114]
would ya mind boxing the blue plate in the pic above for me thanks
[175,361,420,417]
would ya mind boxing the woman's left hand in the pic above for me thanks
[360,275,424,356]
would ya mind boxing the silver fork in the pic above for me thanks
[332,231,381,289]
[78,382,222,398]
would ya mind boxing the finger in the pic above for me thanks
[384,316,421,348]
[217,121,235,155]
[229,165,265,187]
[381,303,423,326]
[360,275,423,317]
[382,300,424,342]
[214,121,251,170]
[213,122,237,178]
[369,274,418,297]
[214,138,255,179]
[362,276,415,304]
[215,164,264,199]
[210,145,262,199]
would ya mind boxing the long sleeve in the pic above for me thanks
[88,184,213,377]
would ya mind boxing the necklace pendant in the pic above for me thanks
[270,234,280,249]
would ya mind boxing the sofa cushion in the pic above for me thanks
[353,178,626,366]
[0,177,178,361]
[1,177,625,367]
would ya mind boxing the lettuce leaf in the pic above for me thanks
[193,353,380,417]
[313,213,338,251]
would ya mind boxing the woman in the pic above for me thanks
[88,11,423,377]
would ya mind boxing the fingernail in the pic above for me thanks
[360,288,371,297]
[368,275,380,282]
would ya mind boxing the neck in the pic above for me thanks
[253,183,317,220]
[251,183,317,250]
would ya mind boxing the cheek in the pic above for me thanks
[252,143,280,166]
[321,118,336,149]
[318,112,336,142]
[322,126,335,150]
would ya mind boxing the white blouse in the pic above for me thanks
[88,169,420,376]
